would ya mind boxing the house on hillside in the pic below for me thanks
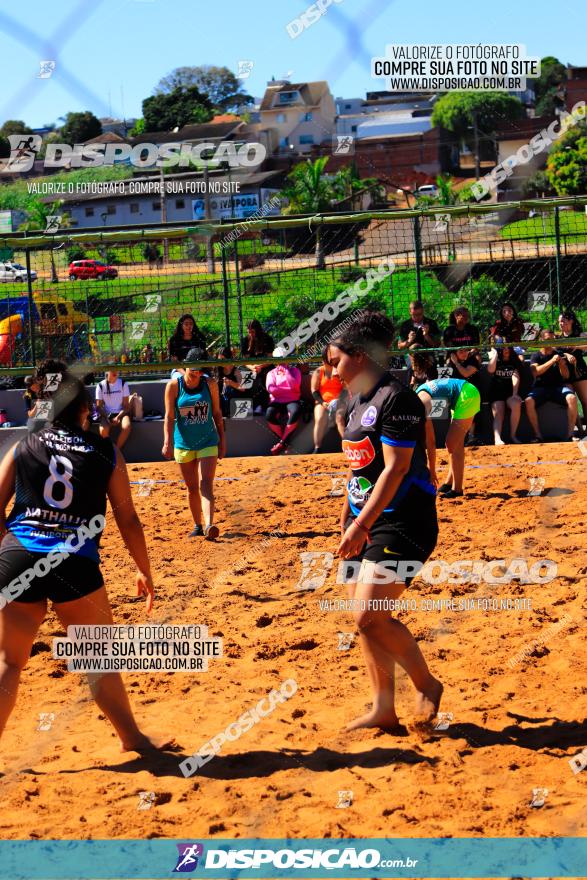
[256,79,336,155]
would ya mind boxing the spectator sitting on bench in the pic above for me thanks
[311,346,345,453]
[487,345,524,445]
[168,314,207,378]
[23,375,41,419]
[241,320,275,413]
[524,329,578,442]
[491,302,525,344]
[443,306,480,351]
[216,346,245,417]
[96,369,132,449]
[397,300,441,355]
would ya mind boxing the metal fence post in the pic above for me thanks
[233,239,244,347]
[554,206,562,312]
[25,247,36,367]
[221,244,231,347]
[413,215,422,300]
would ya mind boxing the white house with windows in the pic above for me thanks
[257,80,336,154]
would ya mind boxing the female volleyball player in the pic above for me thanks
[0,363,168,754]
[413,355,481,498]
[328,312,442,731]
[162,348,225,538]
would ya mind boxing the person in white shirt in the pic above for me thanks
[96,370,132,449]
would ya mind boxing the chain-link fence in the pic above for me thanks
[0,196,586,374]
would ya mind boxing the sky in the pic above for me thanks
[0,0,584,128]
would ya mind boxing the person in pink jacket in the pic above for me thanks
[265,361,302,455]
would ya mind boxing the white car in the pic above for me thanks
[7,262,37,281]
[0,261,36,282]
[416,185,439,198]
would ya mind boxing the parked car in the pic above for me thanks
[0,261,36,282]
[68,260,118,280]
[10,262,37,280]
[416,184,439,198]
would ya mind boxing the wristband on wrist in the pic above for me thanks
[353,518,371,541]
[312,390,323,403]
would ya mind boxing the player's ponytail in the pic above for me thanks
[33,359,91,428]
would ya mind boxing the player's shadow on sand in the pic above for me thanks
[440,717,586,755]
[59,745,438,780]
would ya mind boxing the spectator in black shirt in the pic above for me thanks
[397,301,441,353]
[241,321,275,413]
[487,346,523,445]
[443,307,480,351]
[557,309,587,438]
[168,314,207,365]
[525,329,578,441]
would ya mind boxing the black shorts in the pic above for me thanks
[526,386,575,407]
[0,538,104,605]
[345,487,438,585]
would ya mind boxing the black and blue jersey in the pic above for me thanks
[342,374,435,520]
[5,426,116,562]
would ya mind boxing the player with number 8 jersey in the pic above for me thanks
[0,361,172,757]
[6,423,115,562]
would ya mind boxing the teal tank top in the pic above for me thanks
[415,377,465,411]
[174,375,219,451]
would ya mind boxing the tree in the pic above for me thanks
[0,119,33,157]
[281,158,381,268]
[532,56,566,117]
[59,111,102,143]
[431,92,525,153]
[332,163,385,207]
[545,121,587,195]
[281,157,338,269]
[155,66,253,112]
[142,86,214,132]
[129,118,145,137]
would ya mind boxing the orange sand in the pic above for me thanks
[0,443,585,847]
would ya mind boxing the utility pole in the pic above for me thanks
[472,110,480,179]
[203,163,215,273]
[159,165,169,263]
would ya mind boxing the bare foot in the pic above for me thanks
[495,437,505,446]
[414,677,443,725]
[120,733,176,754]
[345,708,401,731]
[511,437,521,444]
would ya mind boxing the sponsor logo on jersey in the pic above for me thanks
[360,405,378,428]
[347,476,372,507]
[342,436,376,470]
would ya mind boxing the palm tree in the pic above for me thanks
[280,157,335,269]
[281,158,384,268]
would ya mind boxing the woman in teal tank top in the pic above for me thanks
[163,351,225,539]
[413,356,481,499]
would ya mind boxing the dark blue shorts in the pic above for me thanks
[526,386,575,407]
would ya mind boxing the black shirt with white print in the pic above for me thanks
[342,374,435,522]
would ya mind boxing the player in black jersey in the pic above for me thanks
[0,363,170,755]
[328,313,443,731]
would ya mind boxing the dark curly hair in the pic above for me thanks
[33,359,90,428]
[328,311,394,364]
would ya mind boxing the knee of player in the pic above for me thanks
[0,648,29,673]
